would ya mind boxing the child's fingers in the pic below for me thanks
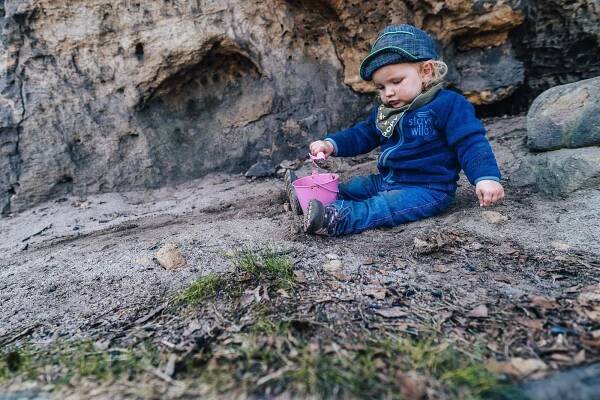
[490,192,499,205]
[476,187,484,206]
[492,189,505,205]
[483,191,493,206]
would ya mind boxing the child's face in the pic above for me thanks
[372,62,432,108]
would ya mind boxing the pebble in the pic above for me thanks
[482,210,508,224]
[155,243,187,269]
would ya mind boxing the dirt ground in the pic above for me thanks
[1,116,599,399]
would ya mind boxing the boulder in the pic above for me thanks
[527,77,600,151]
[521,363,600,400]
[512,147,600,196]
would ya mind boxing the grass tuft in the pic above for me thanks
[174,273,226,305]
[227,248,295,291]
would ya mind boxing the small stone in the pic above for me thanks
[323,259,347,280]
[393,259,408,269]
[134,256,153,267]
[482,211,508,224]
[294,270,307,283]
[413,237,431,252]
[467,304,489,318]
[434,264,450,273]
[244,161,275,178]
[551,241,571,251]
[155,243,187,269]
[279,160,296,169]
[323,259,343,272]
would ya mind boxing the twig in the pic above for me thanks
[135,303,168,325]
[0,323,40,347]
[21,225,53,242]
[256,366,293,386]
[144,366,184,387]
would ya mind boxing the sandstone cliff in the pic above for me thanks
[0,0,598,214]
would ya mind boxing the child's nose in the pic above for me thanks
[385,86,395,97]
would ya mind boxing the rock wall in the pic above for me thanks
[0,0,598,214]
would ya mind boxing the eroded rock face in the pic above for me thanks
[0,0,377,213]
[512,0,600,101]
[0,0,598,213]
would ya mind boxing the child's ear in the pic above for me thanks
[421,61,434,79]
[420,61,434,89]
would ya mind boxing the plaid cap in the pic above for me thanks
[359,24,438,81]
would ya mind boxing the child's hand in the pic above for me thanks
[309,140,334,158]
[475,180,504,207]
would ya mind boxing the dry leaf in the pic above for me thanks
[487,357,548,378]
[530,295,557,311]
[467,304,489,318]
[516,317,544,331]
[550,353,572,363]
[511,358,548,376]
[364,285,388,300]
[373,307,408,319]
[578,285,600,304]
[294,270,307,283]
[573,350,586,364]
[581,335,600,349]
[583,307,600,322]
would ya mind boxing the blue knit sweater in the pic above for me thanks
[325,89,501,193]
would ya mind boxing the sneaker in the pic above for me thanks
[284,169,302,215]
[304,199,340,236]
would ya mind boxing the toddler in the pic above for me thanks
[288,24,504,236]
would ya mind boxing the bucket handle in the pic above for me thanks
[294,178,339,194]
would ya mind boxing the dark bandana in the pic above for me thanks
[375,83,443,138]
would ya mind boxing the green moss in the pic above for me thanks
[0,340,159,385]
[190,331,523,400]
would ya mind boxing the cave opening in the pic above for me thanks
[135,41,267,184]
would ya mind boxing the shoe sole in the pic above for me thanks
[284,170,302,215]
[304,199,324,233]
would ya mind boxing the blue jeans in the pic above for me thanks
[330,174,454,235]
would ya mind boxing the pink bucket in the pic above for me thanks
[292,171,339,214]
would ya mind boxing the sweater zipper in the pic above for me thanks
[378,112,406,171]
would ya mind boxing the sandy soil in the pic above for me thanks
[1,116,599,398]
